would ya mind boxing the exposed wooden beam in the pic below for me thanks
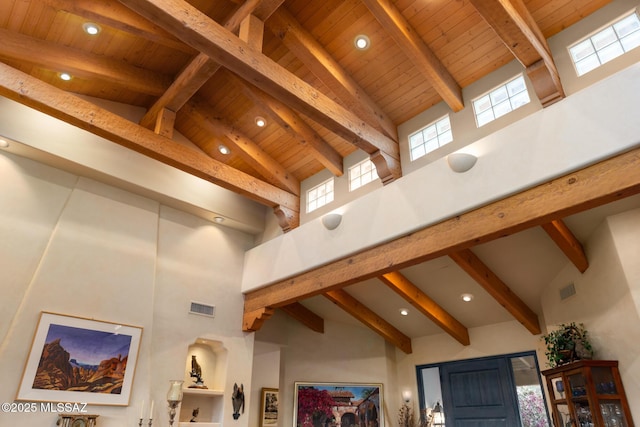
[0,62,299,213]
[154,107,176,138]
[542,219,589,273]
[239,14,265,50]
[469,0,564,106]
[228,73,343,176]
[324,289,412,354]
[449,249,541,334]
[280,302,324,333]
[183,101,300,195]
[118,0,401,183]
[139,0,265,129]
[360,0,463,112]
[41,0,193,53]
[243,146,640,317]
[379,272,470,345]
[266,8,398,141]
[0,27,170,96]
[243,307,275,332]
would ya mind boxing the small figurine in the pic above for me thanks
[231,383,244,420]
[189,355,207,389]
[190,408,199,423]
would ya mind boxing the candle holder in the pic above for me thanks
[138,418,143,427]
[167,380,184,427]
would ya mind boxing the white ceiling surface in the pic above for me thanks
[299,194,640,339]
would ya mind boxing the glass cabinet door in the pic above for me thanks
[600,401,628,427]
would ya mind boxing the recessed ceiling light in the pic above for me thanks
[0,138,9,148]
[461,293,474,302]
[59,72,72,81]
[354,34,370,50]
[399,308,409,316]
[218,144,230,155]
[255,116,267,127]
[82,22,101,35]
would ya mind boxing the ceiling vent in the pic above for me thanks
[189,301,215,318]
[559,283,576,301]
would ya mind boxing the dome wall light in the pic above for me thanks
[214,216,225,224]
[354,34,370,50]
[218,144,230,155]
[255,116,267,127]
[82,22,101,35]
[322,213,342,230]
[0,138,9,148]
[402,389,412,403]
[461,293,474,302]
[447,152,477,173]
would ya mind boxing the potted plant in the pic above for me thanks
[542,322,594,367]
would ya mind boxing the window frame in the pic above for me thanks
[472,74,530,128]
[348,158,378,192]
[408,115,453,162]
[306,178,335,213]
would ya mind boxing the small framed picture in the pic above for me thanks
[260,387,279,427]
[17,312,142,405]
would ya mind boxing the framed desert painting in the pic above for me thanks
[293,382,383,427]
[17,312,142,405]
[260,387,279,427]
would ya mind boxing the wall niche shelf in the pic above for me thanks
[178,338,228,426]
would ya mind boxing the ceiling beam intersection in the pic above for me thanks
[266,7,398,141]
[469,0,565,106]
[0,62,299,213]
[117,0,401,183]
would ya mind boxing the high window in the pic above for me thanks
[306,178,334,213]
[409,115,453,161]
[349,159,377,191]
[473,75,530,128]
[569,11,640,76]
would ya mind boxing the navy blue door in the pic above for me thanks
[440,357,520,426]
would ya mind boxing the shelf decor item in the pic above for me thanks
[542,322,593,368]
[17,311,142,406]
[167,380,184,427]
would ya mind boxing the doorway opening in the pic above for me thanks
[416,351,550,426]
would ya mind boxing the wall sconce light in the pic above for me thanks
[322,213,342,230]
[0,138,9,148]
[167,380,184,427]
[447,152,477,173]
[402,389,412,403]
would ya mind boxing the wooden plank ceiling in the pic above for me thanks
[0,0,621,351]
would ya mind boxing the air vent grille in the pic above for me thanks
[559,283,576,300]
[190,301,215,317]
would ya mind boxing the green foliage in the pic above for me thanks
[542,322,593,367]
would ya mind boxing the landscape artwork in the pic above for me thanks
[293,382,383,427]
[17,312,142,405]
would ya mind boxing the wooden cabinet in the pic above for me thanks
[541,360,634,427]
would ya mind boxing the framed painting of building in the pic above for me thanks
[260,387,279,427]
[293,382,383,427]
[16,311,142,405]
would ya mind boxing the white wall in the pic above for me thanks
[0,151,255,427]
[242,61,640,292]
[540,208,640,422]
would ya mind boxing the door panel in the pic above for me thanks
[441,358,520,426]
